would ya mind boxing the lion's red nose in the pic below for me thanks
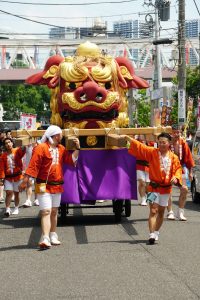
[74,81,107,103]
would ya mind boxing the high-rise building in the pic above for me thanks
[49,27,78,39]
[112,20,153,67]
[185,19,200,38]
[113,20,153,39]
[185,19,200,65]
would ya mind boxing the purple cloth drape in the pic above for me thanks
[61,149,137,204]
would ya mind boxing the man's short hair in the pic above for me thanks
[3,137,13,146]
[157,132,172,141]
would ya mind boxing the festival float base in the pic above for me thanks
[12,126,172,223]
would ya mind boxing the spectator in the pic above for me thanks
[167,127,195,221]
[0,138,26,216]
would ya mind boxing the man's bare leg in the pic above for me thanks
[155,206,165,231]
[177,185,188,221]
[138,179,147,206]
[167,194,175,220]
[148,203,158,233]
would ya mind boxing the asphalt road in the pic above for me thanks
[0,188,200,300]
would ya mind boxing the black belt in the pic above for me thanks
[136,160,149,167]
[36,178,64,186]
[5,172,22,178]
[149,181,172,188]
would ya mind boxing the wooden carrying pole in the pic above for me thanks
[12,126,172,149]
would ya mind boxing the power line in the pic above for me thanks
[0,0,137,5]
[0,8,69,28]
[12,11,154,19]
[192,0,200,16]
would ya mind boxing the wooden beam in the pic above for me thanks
[106,134,127,147]
[12,126,172,138]
[12,126,172,148]
[14,136,34,147]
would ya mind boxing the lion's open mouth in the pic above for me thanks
[61,108,119,122]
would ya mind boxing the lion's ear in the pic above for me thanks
[26,55,64,86]
[43,65,59,79]
[115,57,149,89]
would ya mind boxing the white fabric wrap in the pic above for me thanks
[40,125,62,145]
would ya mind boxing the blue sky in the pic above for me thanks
[0,0,199,35]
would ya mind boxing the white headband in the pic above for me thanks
[41,125,62,144]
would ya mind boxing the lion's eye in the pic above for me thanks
[105,82,112,89]
[66,82,82,90]
[69,82,76,90]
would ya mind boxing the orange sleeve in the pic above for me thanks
[182,140,195,169]
[128,139,154,162]
[63,148,74,166]
[15,146,26,160]
[0,154,5,179]
[173,154,183,186]
[25,144,44,178]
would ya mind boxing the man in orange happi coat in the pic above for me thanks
[135,135,150,206]
[0,138,26,216]
[167,128,195,221]
[122,132,182,244]
[19,125,80,250]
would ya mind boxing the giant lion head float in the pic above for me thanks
[26,41,149,129]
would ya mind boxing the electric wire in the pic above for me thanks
[192,0,200,16]
[0,0,138,5]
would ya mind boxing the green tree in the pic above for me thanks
[0,84,50,121]
[133,91,151,127]
[171,66,200,129]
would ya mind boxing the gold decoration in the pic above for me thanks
[76,41,101,58]
[43,65,59,79]
[62,92,119,110]
[119,66,133,80]
[96,121,114,128]
[91,65,113,82]
[63,121,87,129]
[49,87,63,127]
[115,112,129,128]
[60,61,88,82]
[86,135,98,146]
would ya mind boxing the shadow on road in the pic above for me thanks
[0,213,41,251]
[58,206,141,245]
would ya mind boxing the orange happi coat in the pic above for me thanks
[136,140,149,173]
[171,137,195,169]
[0,147,26,182]
[25,142,74,193]
[128,139,182,194]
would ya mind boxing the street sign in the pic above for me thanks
[178,89,186,124]
[151,88,163,100]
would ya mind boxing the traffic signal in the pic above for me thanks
[153,38,173,45]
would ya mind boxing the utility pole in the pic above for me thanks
[177,0,186,126]
[151,4,162,126]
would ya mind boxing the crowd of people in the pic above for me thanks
[0,125,195,249]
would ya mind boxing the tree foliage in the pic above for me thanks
[132,91,151,127]
[0,84,51,121]
[171,66,200,129]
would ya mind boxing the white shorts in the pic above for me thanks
[151,192,170,207]
[137,170,150,182]
[4,179,21,192]
[37,192,61,210]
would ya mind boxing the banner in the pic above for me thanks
[161,105,172,126]
[198,97,200,129]
[20,113,37,129]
